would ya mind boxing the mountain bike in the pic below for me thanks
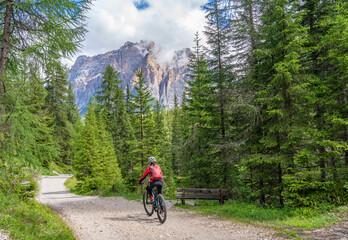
[141,181,167,223]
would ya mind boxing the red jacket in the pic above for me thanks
[140,165,162,182]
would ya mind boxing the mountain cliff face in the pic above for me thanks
[68,40,191,114]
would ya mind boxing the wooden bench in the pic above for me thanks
[176,188,229,205]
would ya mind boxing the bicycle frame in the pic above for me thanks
[151,188,159,208]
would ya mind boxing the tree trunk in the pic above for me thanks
[247,0,257,68]
[0,0,13,90]
[140,107,144,166]
[0,0,13,148]
[278,163,284,207]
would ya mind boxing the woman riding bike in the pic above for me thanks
[139,157,163,203]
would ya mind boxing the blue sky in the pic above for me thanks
[134,0,150,10]
[65,0,206,65]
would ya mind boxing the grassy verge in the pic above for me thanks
[0,192,75,240]
[64,176,143,201]
[41,162,73,176]
[177,200,347,230]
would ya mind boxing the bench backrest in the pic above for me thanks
[176,188,229,201]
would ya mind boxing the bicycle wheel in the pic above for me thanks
[156,194,167,223]
[143,191,154,216]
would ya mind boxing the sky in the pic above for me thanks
[64,0,207,66]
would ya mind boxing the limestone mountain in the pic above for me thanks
[68,40,191,115]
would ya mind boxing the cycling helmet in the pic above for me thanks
[148,157,156,163]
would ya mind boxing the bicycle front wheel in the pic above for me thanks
[143,191,154,216]
[156,194,167,223]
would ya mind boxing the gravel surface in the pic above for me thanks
[0,230,9,240]
[297,220,348,240]
[37,175,286,240]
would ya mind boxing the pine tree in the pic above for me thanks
[203,0,236,187]
[180,32,217,187]
[66,83,81,125]
[44,62,74,166]
[95,110,124,192]
[229,0,260,76]
[73,99,124,192]
[1,63,57,167]
[73,100,99,191]
[95,65,135,189]
[171,94,180,174]
[125,84,135,115]
[153,100,176,197]
[303,0,348,204]
[132,68,155,167]
[243,0,311,206]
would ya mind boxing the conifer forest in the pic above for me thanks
[0,0,347,209]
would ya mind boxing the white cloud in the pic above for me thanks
[63,0,207,66]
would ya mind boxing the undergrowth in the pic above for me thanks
[0,166,75,240]
[65,176,142,201]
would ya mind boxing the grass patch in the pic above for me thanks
[64,175,79,193]
[0,192,75,240]
[64,176,143,201]
[176,200,347,230]
[41,162,73,176]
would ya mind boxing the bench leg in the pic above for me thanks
[219,189,225,204]
[181,198,185,205]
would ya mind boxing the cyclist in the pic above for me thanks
[139,157,163,203]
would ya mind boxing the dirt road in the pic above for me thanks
[37,175,285,240]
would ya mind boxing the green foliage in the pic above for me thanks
[0,166,74,239]
[45,62,80,166]
[0,191,75,240]
[73,100,124,193]
[0,165,39,199]
[95,65,135,191]
[0,1,88,237]
[172,0,348,209]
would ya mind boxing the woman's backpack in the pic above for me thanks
[150,165,163,180]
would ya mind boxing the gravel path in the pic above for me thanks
[37,175,286,240]
[0,230,9,240]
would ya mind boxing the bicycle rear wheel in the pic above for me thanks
[156,194,167,223]
[143,191,154,216]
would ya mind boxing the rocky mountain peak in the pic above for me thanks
[68,40,191,115]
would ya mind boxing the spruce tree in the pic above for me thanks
[44,62,74,166]
[95,65,135,189]
[303,0,348,204]
[171,94,180,174]
[243,0,312,206]
[229,0,260,76]
[73,100,100,191]
[181,32,216,187]
[153,100,176,197]
[132,68,155,167]
[73,99,124,192]
[203,0,236,187]
[2,63,57,167]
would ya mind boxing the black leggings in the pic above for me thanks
[147,180,163,197]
